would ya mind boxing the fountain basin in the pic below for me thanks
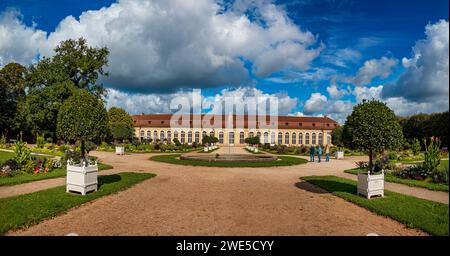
[180,154,277,163]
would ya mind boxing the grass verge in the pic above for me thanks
[0,162,113,187]
[301,175,448,236]
[0,172,155,234]
[150,154,307,167]
[344,168,449,192]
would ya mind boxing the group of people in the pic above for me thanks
[309,144,330,163]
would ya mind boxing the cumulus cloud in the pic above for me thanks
[321,48,361,68]
[326,84,348,99]
[0,10,46,67]
[0,0,324,92]
[382,20,449,103]
[303,93,327,115]
[352,56,398,86]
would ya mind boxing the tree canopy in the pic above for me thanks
[57,90,108,157]
[343,99,403,172]
[108,107,134,142]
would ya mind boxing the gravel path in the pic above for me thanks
[7,150,426,236]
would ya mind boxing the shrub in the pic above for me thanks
[395,165,428,180]
[36,133,45,148]
[0,159,20,177]
[46,137,53,143]
[173,138,181,147]
[411,139,421,156]
[300,145,308,154]
[432,166,449,184]
[0,134,6,147]
[388,152,398,161]
[355,161,368,169]
[13,137,31,168]
[423,137,441,176]
[21,159,36,174]
[154,143,161,151]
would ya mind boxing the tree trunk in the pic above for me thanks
[81,140,86,160]
[368,149,373,174]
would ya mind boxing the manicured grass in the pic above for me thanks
[150,154,307,167]
[0,151,15,162]
[301,175,449,236]
[0,172,155,234]
[344,168,449,192]
[0,162,113,187]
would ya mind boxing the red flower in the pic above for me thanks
[34,167,40,174]
[44,167,49,173]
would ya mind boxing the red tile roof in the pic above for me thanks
[132,114,338,130]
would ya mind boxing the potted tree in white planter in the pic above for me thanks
[108,107,133,155]
[343,99,403,199]
[332,126,345,159]
[57,90,109,195]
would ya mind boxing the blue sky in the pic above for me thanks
[0,0,448,122]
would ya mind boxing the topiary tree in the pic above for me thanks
[411,138,421,156]
[108,107,134,143]
[343,99,403,173]
[57,90,108,160]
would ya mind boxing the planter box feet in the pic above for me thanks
[66,163,98,195]
[357,171,384,199]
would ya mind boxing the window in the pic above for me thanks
[202,131,207,140]
[285,133,290,145]
[154,131,158,141]
[140,130,144,138]
[292,133,296,144]
[271,132,275,144]
[167,131,172,143]
[229,132,234,144]
[239,132,245,144]
[195,131,200,143]
[160,131,165,141]
[312,123,316,127]
[210,131,215,138]
[181,131,185,144]
[174,131,178,141]
[249,132,254,137]
[327,134,331,145]
[299,133,303,145]
[318,133,323,145]
[263,132,269,144]
[299,122,302,126]
[146,131,151,140]
[278,132,282,144]
[305,133,310,144]
[312,133,316,145]
[257,132,261,140]
[219,132,224,144]
[188,131,193,143]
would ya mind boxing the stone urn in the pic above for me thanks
[115,146,125,155]
[66,160,98,195]
[357,170,384,199]
[335,151,344,159]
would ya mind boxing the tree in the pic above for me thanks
[57,90,109,159]
[331,126,344,148]
[108,107,133,143]
[0,63,26,135]
[343,99,403,173]
[411,138,421,156]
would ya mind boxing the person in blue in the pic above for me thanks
[317,145,322,163]
[309,145,315,162]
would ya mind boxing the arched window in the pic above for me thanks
[299,133,303,145]
[219,132,224,144]
[285,133,290,145]
[318,133,323,145]
[229,132,234,144]
[174,131,178,141]
[239,132,245,144]
[305,133,310,144]
[188,131,193,143]
[202,131,207,140]
[140,130,144,138]
[181,131,186,144]
[256,132,261,139]
[278,132,283,144]
[327,133,331,145]
[312,133,316,145]
[210,131,215,138]
[195,131,200,143]
[167,131,172,143]
[292,132,297,144]
[154,131,158,141]
[146,131,151,140]
[263,132,269,144]
[160,131,165,141]
[249,132,254,137]
[271,132,275,144]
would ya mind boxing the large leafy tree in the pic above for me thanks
[57,90,109,159]
[23,38,109,137]
[108,107,134,143]
[0,63,26,135]
[343,99,403,173]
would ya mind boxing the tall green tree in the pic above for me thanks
[0,63,26,136]
[57,90,109,159]
[343,99,403,173]
[108,107,133,143]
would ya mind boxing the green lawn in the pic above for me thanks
[344,168,449,192]
[0,162,113,187]
[0,151,15,162]
[0,172,155,234]
[150,154,307,167]
[301,175,449,236]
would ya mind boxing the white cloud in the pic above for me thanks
[326,84,348,99]
[303,93,327,114]
[321,48,361,68]
[352,56,398,86]
[352,85,383,102]
[0,10,47,67]
[382,20,449,103]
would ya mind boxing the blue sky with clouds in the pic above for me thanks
[0,0,448,123]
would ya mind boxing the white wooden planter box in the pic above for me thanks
[357,171,384,199]
[335,151,344,159]
[204,147,209,152]
[115,146,125,155]
[66,163,98,195]
[254,148,259,153]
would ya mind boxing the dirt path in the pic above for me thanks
[8,151,426,236]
